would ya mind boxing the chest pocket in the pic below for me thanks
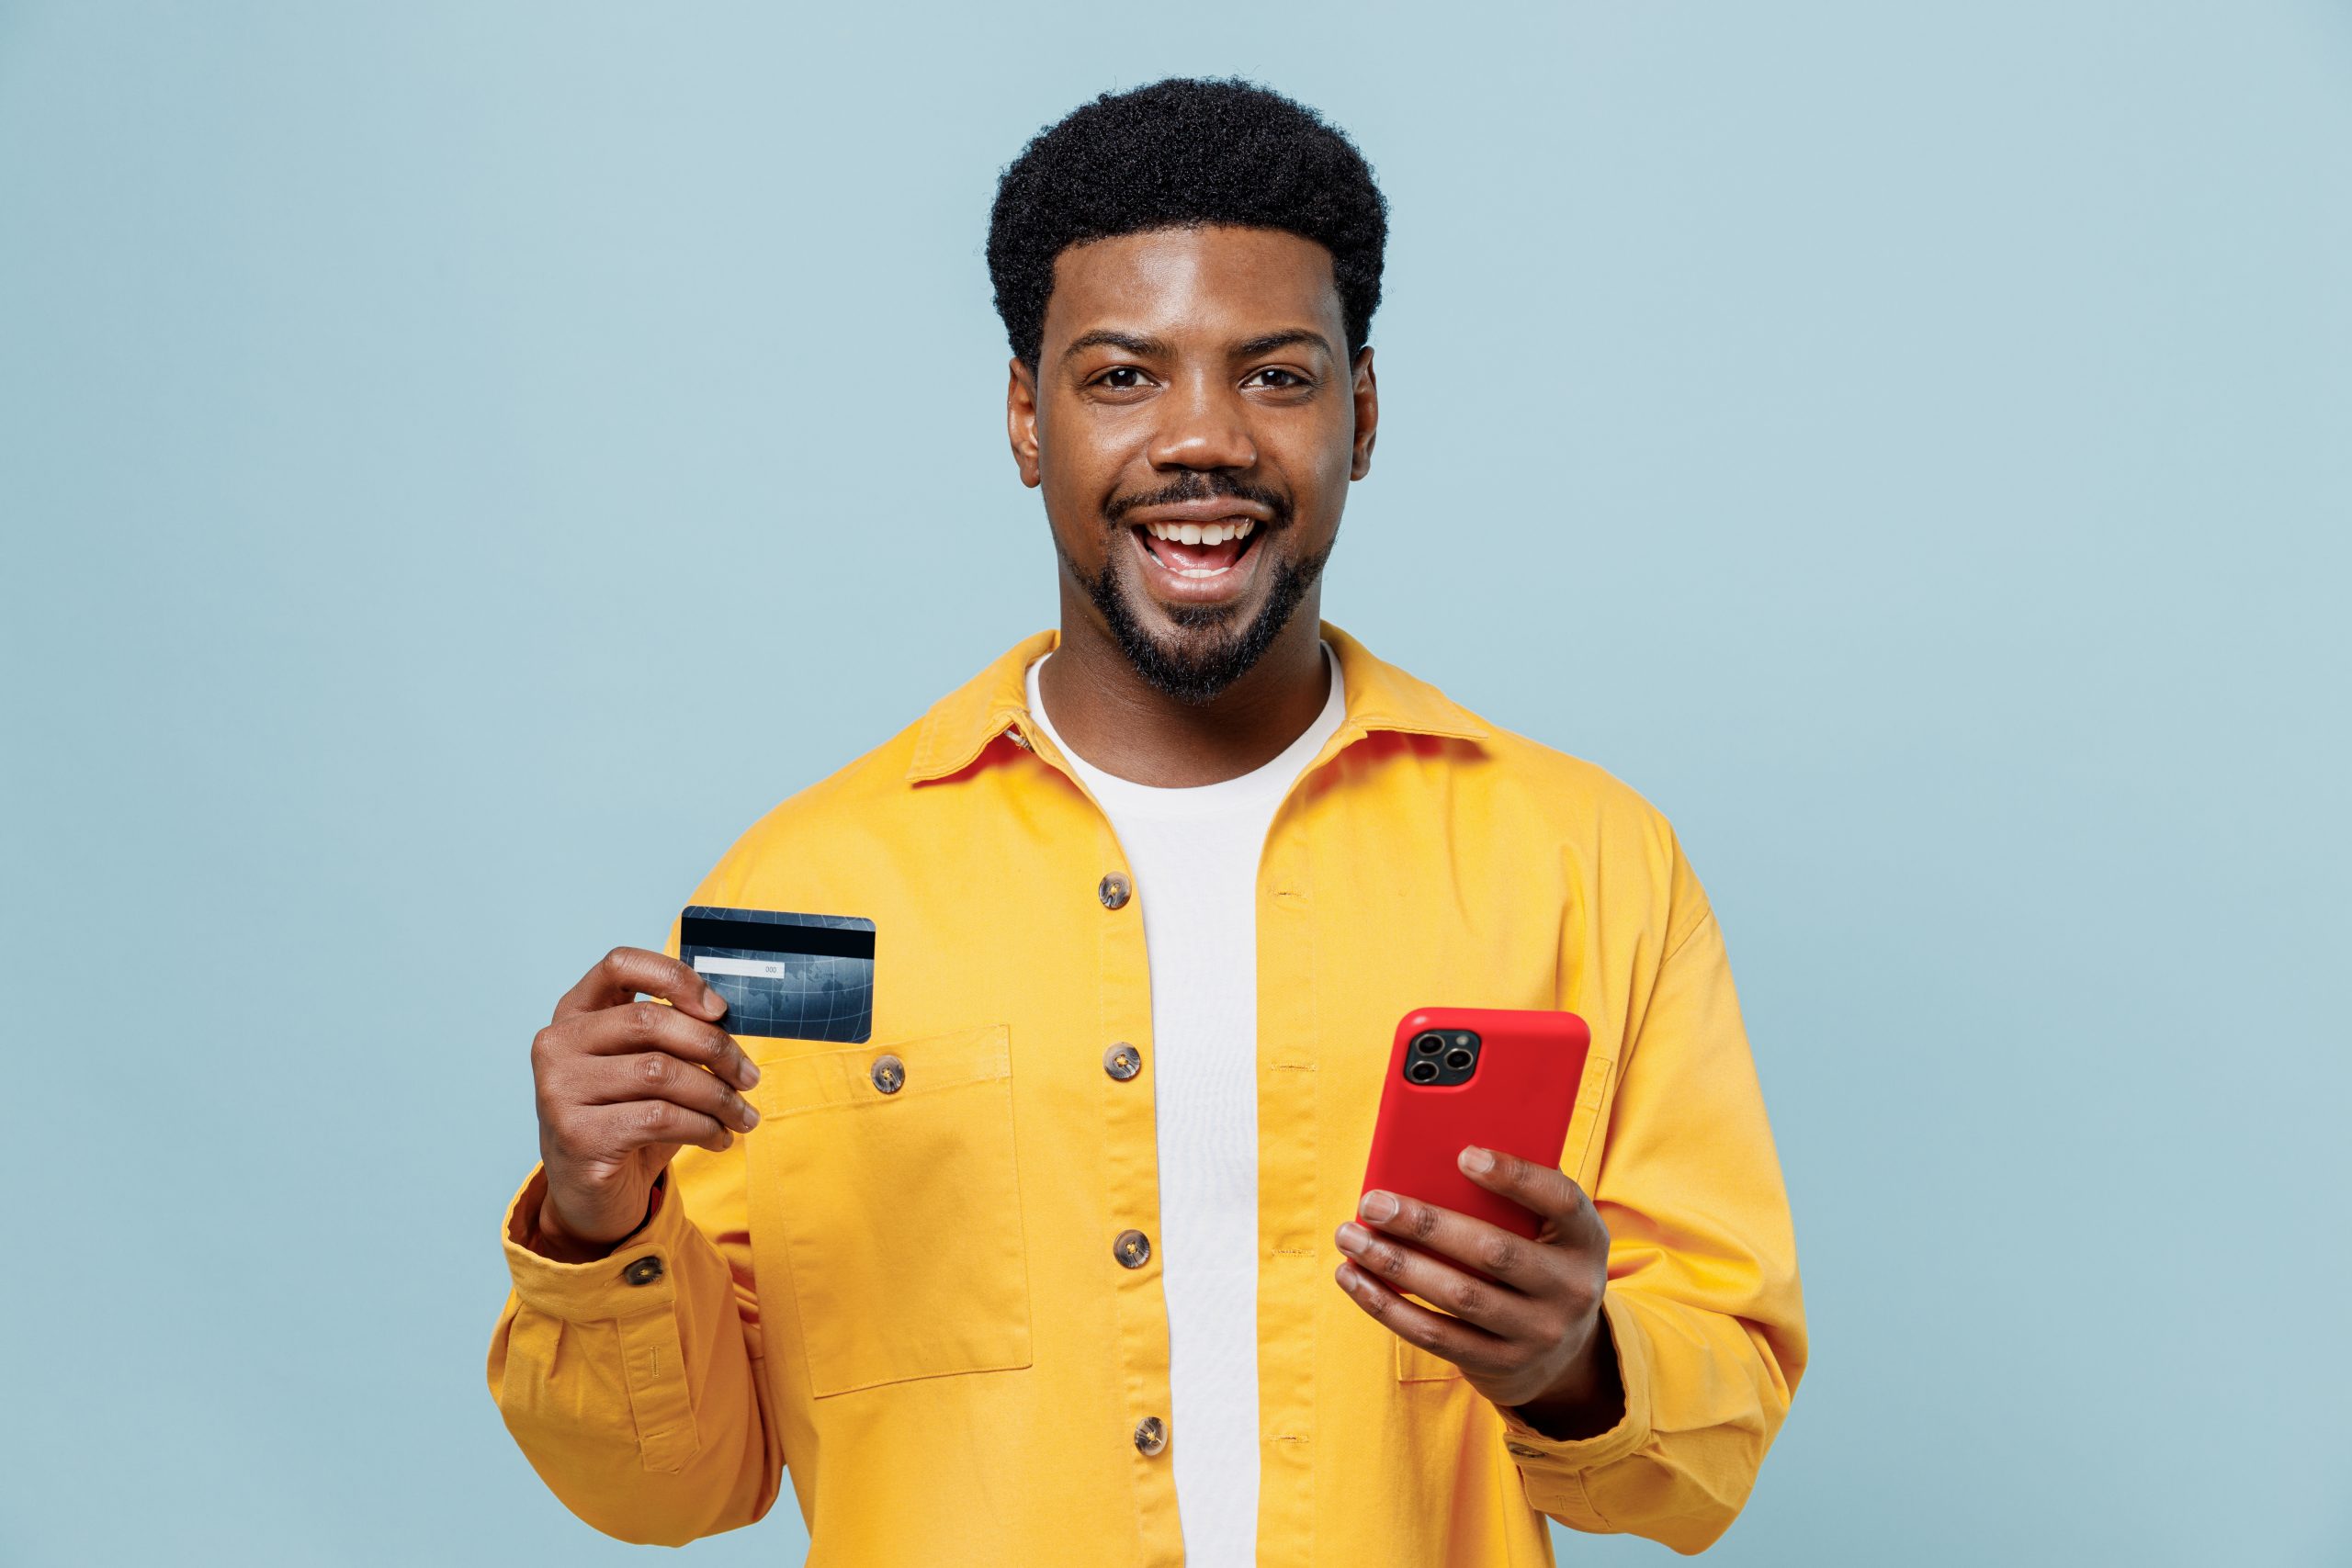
[741,1023,1033,1398]
[1395,1336,1468,1383]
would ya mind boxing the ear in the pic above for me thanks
[1007,356,1043,489]
[1348,346,1379,480]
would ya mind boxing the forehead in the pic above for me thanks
[1042,225,1342,347]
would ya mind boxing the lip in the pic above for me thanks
[1124,496,1274,527]
[1124,515,1269,607]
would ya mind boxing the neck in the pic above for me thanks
[1037,590,1332,787]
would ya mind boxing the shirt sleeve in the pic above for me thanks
[1503,879,1809,1553]
[483,993,786,1544]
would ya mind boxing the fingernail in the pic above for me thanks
[1459,1145,1495,1174]
[705,987,727,1015]
[1337,1263,1363,1292]
[1359,1190,1397,1222]
[741,1060,762,1087]
[1337,1222,1371,1252]
[740,1104,761,1129]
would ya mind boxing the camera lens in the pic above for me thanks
[1413,1032,1447,1055]
[1444,1047,1474,1070]
[1407,1058,1440,1083]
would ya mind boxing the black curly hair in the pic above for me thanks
[987,76,1389,368]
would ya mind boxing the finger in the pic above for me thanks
[1352,1187,1566,1296]
[1334,1220,1549,1341]
[581,1051,763,1134]
[574,1098,736,1158]
[560,995,761,1093]
[555,945,730,1027]
[1457,1145,1605,1246]
[1333,1260,1513,1377]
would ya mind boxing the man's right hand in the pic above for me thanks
[526,946,764,1261]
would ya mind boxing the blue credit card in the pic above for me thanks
[679,906,875,1043]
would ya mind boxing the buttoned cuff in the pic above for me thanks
[499,1164,684,1324]
[1498,1291,1655,1495]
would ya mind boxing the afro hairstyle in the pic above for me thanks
[986,76,1389,368]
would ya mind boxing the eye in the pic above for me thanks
[1091,366,1152,391]
[1246,367,1312,390]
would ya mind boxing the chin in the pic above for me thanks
[1106,577,1303,706]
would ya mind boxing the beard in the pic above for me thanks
[1056,515,1334,706]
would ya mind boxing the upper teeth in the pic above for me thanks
[1144,518,1256,546]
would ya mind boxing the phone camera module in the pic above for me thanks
[1403,1026,1482,1085]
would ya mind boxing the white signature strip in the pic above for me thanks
[692,955,790,979]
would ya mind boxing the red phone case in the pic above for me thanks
[1360,1007,1592,1285]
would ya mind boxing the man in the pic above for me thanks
[487,77,1804,1565]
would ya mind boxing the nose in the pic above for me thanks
[1148,374,1258,474]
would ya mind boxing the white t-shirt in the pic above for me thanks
[1024,640,1347,1568]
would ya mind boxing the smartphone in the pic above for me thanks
[1360,1006,1592,1285]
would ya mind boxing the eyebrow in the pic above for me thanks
[1231,329,1334,360]
[1061,330,1168,362]
[1058,327,1338,363]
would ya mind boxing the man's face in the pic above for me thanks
[1008,224,1377,704]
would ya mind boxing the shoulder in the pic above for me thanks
[684,628,1050,904]
[1453,708,1714,950]
[1330,621,1686,886]
[686,713,933,907]
[1446,701,1678,849]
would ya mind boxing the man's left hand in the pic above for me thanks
[1334,1144,1624,1440]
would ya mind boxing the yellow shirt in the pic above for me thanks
[486,619,1806,1563]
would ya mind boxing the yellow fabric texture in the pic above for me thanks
[485,619,1806,1563]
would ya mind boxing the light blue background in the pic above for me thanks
[3,3,2346,1563]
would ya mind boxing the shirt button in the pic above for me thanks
[1114,1229,1152,1269]
[869,1055,906,1094]
[1133,1415,1168,1456]
[1103,1043,1142,1081]
[621,1255,665,1287]
[1505,1442,1545,1459]
[1097,872,1131,909]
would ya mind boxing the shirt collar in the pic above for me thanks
[903,617,1489,784]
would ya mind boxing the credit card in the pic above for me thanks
[678,905,875,1043]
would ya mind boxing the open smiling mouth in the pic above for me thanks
[1129,517,1266,582]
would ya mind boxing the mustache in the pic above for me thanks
[1104,471,1291,528]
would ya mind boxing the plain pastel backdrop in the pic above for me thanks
[3,2,2346,1563]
